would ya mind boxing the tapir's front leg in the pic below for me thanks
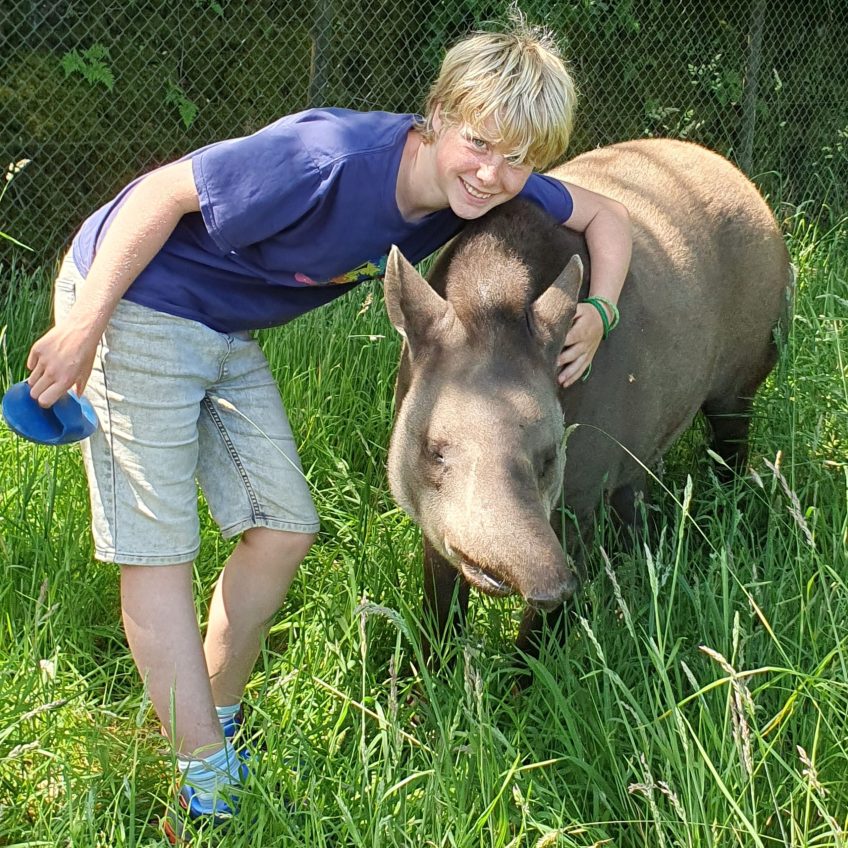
[513,602,575,689]
[422,538,470,666]
[515,603,569,657]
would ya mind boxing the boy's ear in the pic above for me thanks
[431,104,443,134]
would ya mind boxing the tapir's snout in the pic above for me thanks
[446,512,578,611]
[504,520,580,611]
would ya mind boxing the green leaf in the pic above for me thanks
[59,44,115,91]
[178,99,199,129]
[165,81,200,129]
[60,51,85,78]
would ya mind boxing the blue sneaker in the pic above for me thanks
[161,763,249,845]
[161,746,249,845]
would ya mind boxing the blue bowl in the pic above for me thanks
[2,380,98,445]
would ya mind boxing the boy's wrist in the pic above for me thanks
[580,295,619,339]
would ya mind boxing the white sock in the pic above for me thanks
[177,740,243,807]
[215,703,241,725]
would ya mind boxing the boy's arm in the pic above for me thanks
[27,159,200,407]
[555,180,632,387]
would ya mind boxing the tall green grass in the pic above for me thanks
[0,210,846,846]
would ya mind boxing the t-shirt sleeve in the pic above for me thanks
[192,119,323,252]
[518,174,574,223]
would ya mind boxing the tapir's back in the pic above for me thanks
[550,138,787,332]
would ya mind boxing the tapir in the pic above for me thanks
[383,138,792,658]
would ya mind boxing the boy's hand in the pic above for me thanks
[556,302,604,387]
[27,322,100,407]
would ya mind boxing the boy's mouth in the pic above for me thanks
[460,178,494,201]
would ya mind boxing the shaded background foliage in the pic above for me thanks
[1,0,847,273]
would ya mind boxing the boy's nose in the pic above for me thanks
[477,159,501,184]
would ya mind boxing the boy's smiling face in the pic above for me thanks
[431,110,533,220]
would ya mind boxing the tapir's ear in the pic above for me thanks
[529,254,583,357]
[384,245,460,356]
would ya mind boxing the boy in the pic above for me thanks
[25,15,631,841]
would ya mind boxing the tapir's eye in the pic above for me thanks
[424,441,448,465]
[539,450,558,477]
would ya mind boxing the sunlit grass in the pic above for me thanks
[0,209,846,846]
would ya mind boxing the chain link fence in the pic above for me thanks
[2,0,847,269]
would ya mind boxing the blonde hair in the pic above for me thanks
[418,11,577,170]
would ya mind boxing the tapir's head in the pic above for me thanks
[384,212,584,610]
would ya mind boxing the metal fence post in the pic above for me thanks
[740,0,766,176]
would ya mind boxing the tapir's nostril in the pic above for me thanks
[526,571,579,611]
[526,593,562,612]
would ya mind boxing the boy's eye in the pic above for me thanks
[469,136,488,151]
[505,154,525,168]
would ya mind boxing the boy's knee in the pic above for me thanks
[287,530,317,563]
[242,526,316,566]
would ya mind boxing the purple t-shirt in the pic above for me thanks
[72,109,573,333]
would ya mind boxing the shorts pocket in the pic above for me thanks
[53,255,81,320]
[54,277,76,296]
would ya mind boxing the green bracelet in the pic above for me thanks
[581,296,620,339]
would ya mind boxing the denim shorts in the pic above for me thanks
[54,255,320,565]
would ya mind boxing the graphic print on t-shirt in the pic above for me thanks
[294,254,388,286]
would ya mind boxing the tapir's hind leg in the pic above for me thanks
[702,391,756,479]
[704,318,782,479]
[422,538,470,666]
[609,473,652,544]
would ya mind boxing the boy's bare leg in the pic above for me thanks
[121,562,223,757]
[204,527,315,707]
